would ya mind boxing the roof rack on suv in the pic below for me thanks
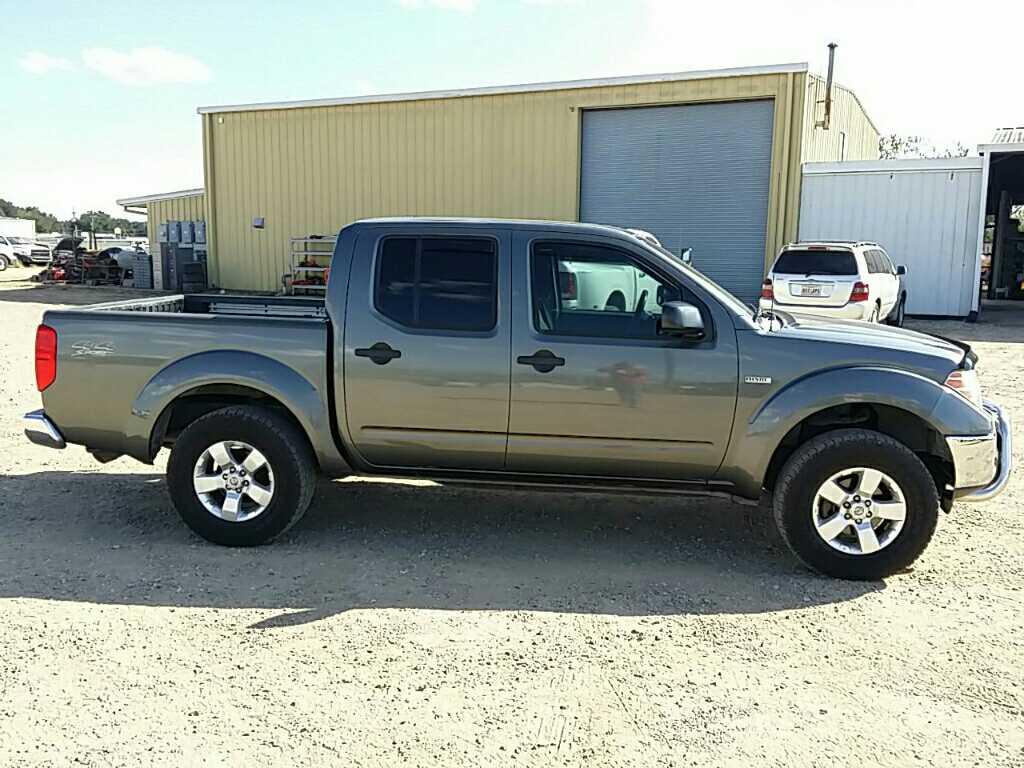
[784,240,880,248]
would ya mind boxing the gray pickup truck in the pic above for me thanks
[25,219,1012,580]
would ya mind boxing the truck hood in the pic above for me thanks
[768,313,968,373]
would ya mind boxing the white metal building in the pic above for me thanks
[799,158,984,317]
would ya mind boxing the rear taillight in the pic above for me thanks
[559,270,577,300]
[761,279,774,300]
[35,324,57,391]
[849,282,870,302]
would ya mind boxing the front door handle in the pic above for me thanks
[516,349,565,373]
[354,342,402,365]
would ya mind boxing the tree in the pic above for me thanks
[69,210,147,237]
[0,198,62,233]
[878,134,970,160]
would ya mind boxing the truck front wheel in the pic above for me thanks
[772,429,939,580]
[166,405,317,546]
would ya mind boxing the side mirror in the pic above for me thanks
[680,247,693,265]
[660,301,705,340]
[895,265,907,276]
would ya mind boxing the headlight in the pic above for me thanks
[944,369,983,409]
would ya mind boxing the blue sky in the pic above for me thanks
[3,0,1016,220]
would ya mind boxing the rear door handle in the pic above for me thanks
[354,342,401,365]
[516,349,565,373]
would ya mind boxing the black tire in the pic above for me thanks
[605,291,626,311]
[0,256,8,271]
[772,429,939,580]
[886,296,906,327]
[166,405,317,546]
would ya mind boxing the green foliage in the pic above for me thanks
[0,198,62,233]
[878,134,970,160]
[73,210,147,237]
[0,199,147,237]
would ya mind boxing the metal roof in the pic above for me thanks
[115,188,205,206]
[197,62,809,115]
[991,127,1024,144]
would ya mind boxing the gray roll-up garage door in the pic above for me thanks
[580,100,774,302]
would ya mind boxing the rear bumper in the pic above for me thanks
[946,400,1012,502]
[24,409,66,450]
[758,299,870,321]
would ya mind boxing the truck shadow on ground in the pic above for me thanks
[0,471,880,626]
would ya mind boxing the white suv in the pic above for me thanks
[759,241,907,325]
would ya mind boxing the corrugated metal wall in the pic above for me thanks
[801,75,879,163]
[580,101,775,301]
[202,72,809,291]
[799,159,983,316]
[145,192,207,256]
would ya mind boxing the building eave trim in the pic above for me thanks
[115,188,206,207]
[197,62,810,115]
[803,157,983,175]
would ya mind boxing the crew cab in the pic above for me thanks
[24,219,1012,580]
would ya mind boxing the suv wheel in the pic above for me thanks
[0,255,8,271]
[166,405,317,546]
[886,296,906,327]
[772,429,939,580]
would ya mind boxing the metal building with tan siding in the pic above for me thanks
[116,188,207,259]
[127,62,878,299]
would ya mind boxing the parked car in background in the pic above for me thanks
[96,245,139,273]
[760,242,907,326]
[24,240,53,265]
[7,236,52,266]
[24,219,1011,581]
[0,235,16,270]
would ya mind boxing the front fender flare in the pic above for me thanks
[123,350,342,470]
[718,366,990,498]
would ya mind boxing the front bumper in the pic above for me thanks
[24,409,66,450]
[946,400,1013,502]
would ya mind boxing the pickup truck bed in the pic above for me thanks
[38,293,344,472]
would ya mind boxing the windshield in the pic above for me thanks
[645,241,757,319]
[9,237,32,244]
[773,248,858,276]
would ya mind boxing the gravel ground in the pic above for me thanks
[1,268,1022,767]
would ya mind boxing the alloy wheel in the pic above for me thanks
[811,467,907,555]
[192,440,275,522]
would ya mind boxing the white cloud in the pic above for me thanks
[20,52,74,75]
[399,0,478,11]
[81,46,211,86]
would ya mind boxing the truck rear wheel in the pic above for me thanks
[772,429,939,580]
[166,405,317,546]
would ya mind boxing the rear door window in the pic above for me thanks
[773,249,858,276]
[375,236,498,332]
[877,249,896,274]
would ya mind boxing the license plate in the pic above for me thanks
[797,284,824,297]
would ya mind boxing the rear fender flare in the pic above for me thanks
[124,350,338,468]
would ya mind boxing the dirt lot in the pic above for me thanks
[1,268,1021,767]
